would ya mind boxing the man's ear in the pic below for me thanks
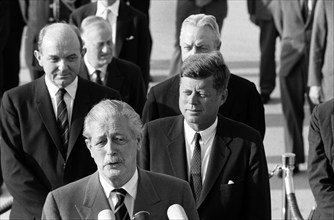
[81,47,87,57]
[85,139,94,158]
[34,50,43,67]
[219,89,228,106]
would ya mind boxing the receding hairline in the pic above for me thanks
[38,23,82,51]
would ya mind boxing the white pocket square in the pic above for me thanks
[228,180,234,184]
[126,35,134,41]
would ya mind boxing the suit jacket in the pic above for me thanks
[308,99,334,220]
[41,169,200,220]
[308,0,334,101]
[272,0,317,77]
[247,0,276,21]
[0,76,121,219]
[79,57,146,115]
[70,1,151,88]
[138,115,271,220]
[142,74,266,139]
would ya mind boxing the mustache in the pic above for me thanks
[103,156,123,166]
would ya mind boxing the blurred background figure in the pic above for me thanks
[0,0,25,100]
[70,0,151,89]
[79,16,146,115]
[168,0,228,77]
[121,0,152,58]
[308,0,333,105]
[272,0,317,173]
[247,0,279,104]
[0,0,25,195]
[308,99,334,220]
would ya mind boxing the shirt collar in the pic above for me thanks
[97,0,120,17]
[84,55,108,77]
[184,117,218,145]
[45,75,78,99]
[99,168,138,200]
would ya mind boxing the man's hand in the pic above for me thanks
[309,86,323,104]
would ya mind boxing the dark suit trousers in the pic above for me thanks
[279,57,314,164]
[258,18,279,95]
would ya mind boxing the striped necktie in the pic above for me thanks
[190,133,202,203]
[56,88,69,157]
[112,189,130,220]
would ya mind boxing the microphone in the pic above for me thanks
[132,211,150,220]
[98,209,115,220]
[167,204,188,220]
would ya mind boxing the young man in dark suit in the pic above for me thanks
[0,23,121,219]
[142,14,266,139]
[79,16,146,115]
[70,0,151,88]
[42,100,199,220]
[139,52,271,220]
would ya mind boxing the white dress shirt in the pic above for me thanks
[84,55,108,83]
[184,117,217,185]
[45,76,78,126]
[100,169,138,217]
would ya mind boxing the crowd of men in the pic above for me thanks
[0,0,333,220]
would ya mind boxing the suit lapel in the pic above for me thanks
[115,2,131,57]
[134,169,161,214]
[105,58,125,91]
[67,78,92,158]
[166,116,188,180]
[197,116,231,207]
[35,76,66,158]
[76,172,110,219]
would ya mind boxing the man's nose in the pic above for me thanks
[58,59,68,71]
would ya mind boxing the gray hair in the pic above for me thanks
[80,15,112,39]
[180,14,221,50]
[180,51,231,93]
[83,99,143,141]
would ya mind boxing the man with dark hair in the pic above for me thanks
[139,51,271,220]
[0,22,120,219]
[142,14,265,139]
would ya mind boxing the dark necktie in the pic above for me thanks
[189,133,202,203]
[94,70,103,85]
[56,89,69,157]
[301,0,309,21]
[113,189,130,220]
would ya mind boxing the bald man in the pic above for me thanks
[0,22,120,219]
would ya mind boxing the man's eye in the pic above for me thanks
[67,56,78,62]
[94,140,107,148]
[49,57,59,62]
[112,136,127,144]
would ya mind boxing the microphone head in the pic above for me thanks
[167,204,188,220]
[133,211,150,220]
[98,209,115,220]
